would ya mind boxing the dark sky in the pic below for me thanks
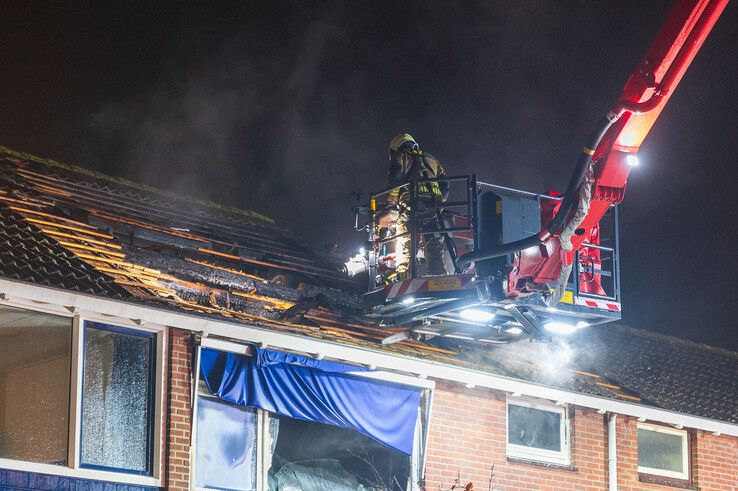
[2,1,736,350]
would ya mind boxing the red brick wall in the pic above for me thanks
[160,338,737,491]
[616,415,738,491]
[165,328,194,491]
[693,430,738,490]
[424,382,738,491]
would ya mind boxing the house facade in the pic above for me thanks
[0,147,736,491]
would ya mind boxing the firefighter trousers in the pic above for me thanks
[394,208,448,277]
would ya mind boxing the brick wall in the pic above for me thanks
[165,328,194,491]
[615,415,738,491]
[160,338,737,491]
[693,430,738,490]
[424,381,738,491]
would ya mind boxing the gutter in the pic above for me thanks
[608,413,618,491]
[1,278,737,438]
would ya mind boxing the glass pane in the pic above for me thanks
[508,404,561,452]
[0,306,71,465]
[81,323,154,473]
[196,396,257,491]
[638,428,684,473]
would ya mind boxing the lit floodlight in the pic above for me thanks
[459,308,495,323]
[401,296,415,305]
[626,154,639,167]
[543,321,580,335]
[576,321,589,329]
[506,326,523,335]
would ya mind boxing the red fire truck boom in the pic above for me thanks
[459,0,729,301]
[351,0,729,342]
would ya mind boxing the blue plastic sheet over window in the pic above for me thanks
[200,347,421,455]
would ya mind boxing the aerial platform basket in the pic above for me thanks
[357,175,621,343]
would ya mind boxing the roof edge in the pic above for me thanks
[0,145,276,225]
[1,277,736,435]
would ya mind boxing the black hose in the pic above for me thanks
[545,112,617,235]
[457,111,620,266]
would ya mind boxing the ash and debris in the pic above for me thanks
[124,248,363,311]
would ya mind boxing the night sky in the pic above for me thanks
[2,1,736,350]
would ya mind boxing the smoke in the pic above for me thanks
[4,0,732,347]
[81,3,378,252]
[478,330,608,388]
[81,0,640,251]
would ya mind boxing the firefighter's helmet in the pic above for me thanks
[388,133,418,159]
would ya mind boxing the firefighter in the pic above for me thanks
[386,133,449,279]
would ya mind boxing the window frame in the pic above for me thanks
[637,422,690,481]
[506,396,570,465]
[191,343,431,491]
[0,305,165,487]
[78,321,158,476]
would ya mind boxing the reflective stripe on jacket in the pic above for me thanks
[388,151,447,204]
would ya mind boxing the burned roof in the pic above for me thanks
[0,145,736,425]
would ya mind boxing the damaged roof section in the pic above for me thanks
[0,146,736,426]
[0,147,448,357]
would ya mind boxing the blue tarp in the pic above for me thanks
[200,347,422,455]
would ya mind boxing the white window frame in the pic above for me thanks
[0,305,165,488]
[506,397,570,465]
[191,340,432,491]
[637,422,690,481]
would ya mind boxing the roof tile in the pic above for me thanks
[0,147,735,425]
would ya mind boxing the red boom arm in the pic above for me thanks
[508,0,728,298]
[572,0,728,251]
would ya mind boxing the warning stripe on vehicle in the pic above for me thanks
[385,275,474,299]
[574,297,621,311]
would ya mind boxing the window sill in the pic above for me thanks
[639,474,698,490]
[0,458,161,488]
[506,456,577,472]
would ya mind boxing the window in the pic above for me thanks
[0,306,72,465]
[637,422,690,480]
[194,404,413,491]
[193,351,424,491]
[0,305,162,485]
[195,391,258,491]
[506,397,569,465]
[80,322,156,474]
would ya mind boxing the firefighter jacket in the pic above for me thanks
[387,150,449,206]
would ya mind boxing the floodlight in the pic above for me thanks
[543,321,579,335]
[459,308,495,323]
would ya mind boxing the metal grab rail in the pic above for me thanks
[363,176,620,306]
[477,181,564,201]
[570,206,621,303]
[365,175,477,287]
